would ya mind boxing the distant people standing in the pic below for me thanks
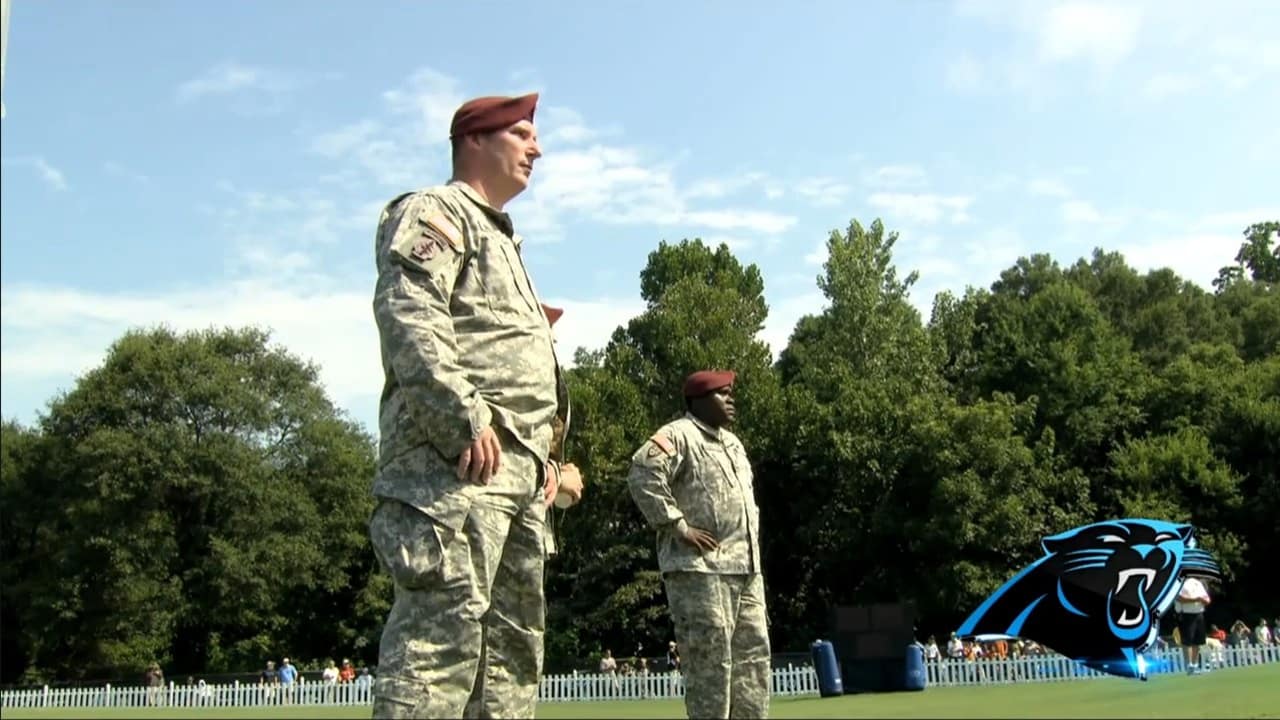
[278,657,298,703]
[260,660,278,704]
[144,663,164,706]
[1175,576,1211,674]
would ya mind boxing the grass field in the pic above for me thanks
[5,664,1278,719]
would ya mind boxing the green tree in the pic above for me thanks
[765,220,1094,644]
[968,266,1151,475]
[6,326,382,681]
[0,420,51,684]
[1215,221,1280,288]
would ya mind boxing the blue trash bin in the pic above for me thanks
[811,639,844,697]
[903,643,926,691]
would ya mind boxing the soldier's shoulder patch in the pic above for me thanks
[646,433,676,458]
[389,203,471,272]
[421,211,463,252]
[391,214,461,274]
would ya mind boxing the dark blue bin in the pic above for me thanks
[903,643,926,691]
[811,639,844,697]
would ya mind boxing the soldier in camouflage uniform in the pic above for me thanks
[626,370,771,719]
[367,92,573,719]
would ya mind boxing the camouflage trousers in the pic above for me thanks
[369,432,547,719]
[664,571,771,719]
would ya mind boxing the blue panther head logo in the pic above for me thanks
[956,519,1221,679]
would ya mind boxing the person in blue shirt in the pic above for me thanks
[278,656,298,701]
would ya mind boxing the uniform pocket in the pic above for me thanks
[475,232,539,319]
[369,500,461,590]
[372,675,429,719]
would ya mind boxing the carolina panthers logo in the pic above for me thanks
[955,519,1222,680]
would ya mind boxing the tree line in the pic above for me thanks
[2,218,1276,685]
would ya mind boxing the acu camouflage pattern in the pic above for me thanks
[627,413,771,718]
[626,414,762,574]
[368,434,546,719]
[664,572,771,719]
[369,180,567,719]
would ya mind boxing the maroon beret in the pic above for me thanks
[541,303,564,327]
[449,93,539,139]
[683,370,736,398]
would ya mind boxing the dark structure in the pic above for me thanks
[828,603,918,693]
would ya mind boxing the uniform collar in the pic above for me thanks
[450,180,518,240]
[686,412,723,441]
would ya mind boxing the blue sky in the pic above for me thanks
[2,0,1278,436]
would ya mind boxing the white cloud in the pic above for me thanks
[685,172,768,200]
[307,68,797,240]
[1117,233,1239,289]
[963,227,1026,281]
[699,235,754,253]
[867,192,973,225]
[791,177,853,207]
[1142,72,1200,99]
[176,62,300,103]
[953,0,1280,97]
[103,161,151,185]
[1194,209,1280,233]
[803,240,827,266]
[760,291,827,358]
[1061,199,1103,224]
[1027,177,1072,198]
[308,70,461,190]
[2,155,68,190]
[543,296,646,360]
[0,278,380,423]
[1037,2,1144,67]
[380,68,467,143]
[863,164,929,189]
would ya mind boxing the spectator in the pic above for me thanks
[1254,619,1272,646]
[947,632,964,660]
[339,659,355,683]
[599,649,618,675]
[600,649,619,693]
[278,657,297,704]
[924,635,941,662]
[322,658,339,702]
[355,667,372,693]
[1175,575,1211,674]
[144,663,164,707]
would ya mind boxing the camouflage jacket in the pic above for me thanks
[626,413,762,575]
[371,180,568,511]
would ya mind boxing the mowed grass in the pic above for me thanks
[5,664,1278,719]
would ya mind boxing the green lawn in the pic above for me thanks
[5,664,1278,719]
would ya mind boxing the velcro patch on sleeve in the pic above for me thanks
[392,222,458,274]
[423,212,463,252]
[648,433,675,456]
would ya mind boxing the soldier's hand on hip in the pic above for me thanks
[680,525,719,553]
[457,426,502,485]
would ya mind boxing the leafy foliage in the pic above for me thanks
[3,219,1276,683]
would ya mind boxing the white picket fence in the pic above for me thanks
[2,645,1276,710]
[926,643,1280,687]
